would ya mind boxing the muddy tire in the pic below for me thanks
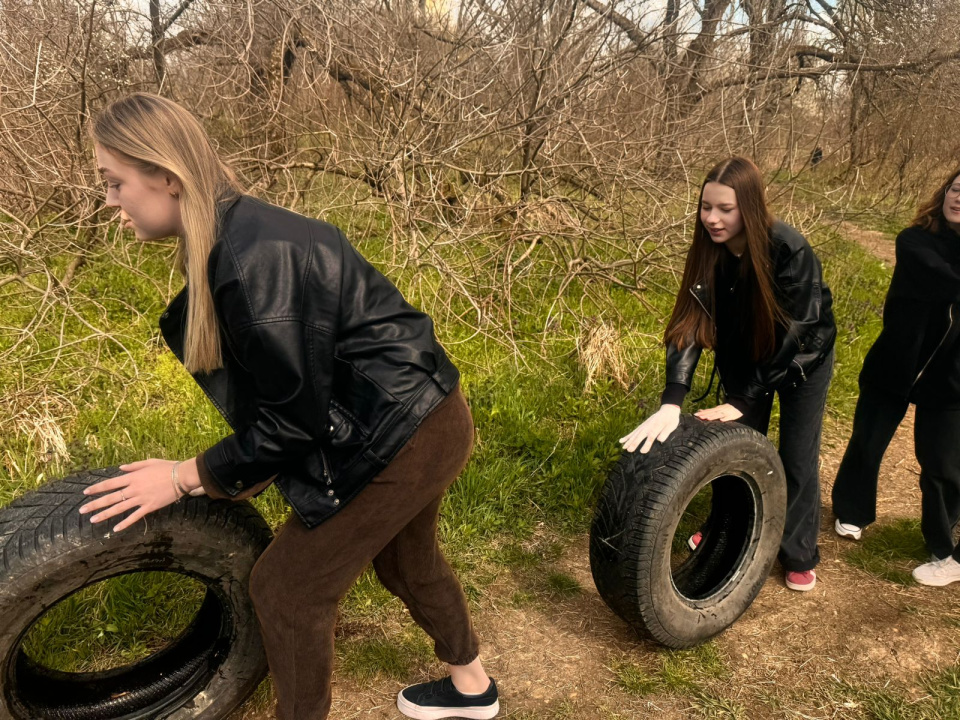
[590,415,786,648]
[0,467,272,720]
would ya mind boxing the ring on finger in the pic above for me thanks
[120,489,126,501]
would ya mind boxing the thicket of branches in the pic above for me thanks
[1,0,959,389]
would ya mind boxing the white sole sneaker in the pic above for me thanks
[912,557,960,587]
[397,693,500,720]
[834,519,862,540]
[785,571,817,591]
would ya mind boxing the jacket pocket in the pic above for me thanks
[328,400,369,451]
[785,349,828,388]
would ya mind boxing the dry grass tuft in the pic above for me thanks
[577,319,630,393]
[1,390,74,471]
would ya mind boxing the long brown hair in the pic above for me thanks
[913,165,960,233]
[664,156,785,362]
[91,94,242,374]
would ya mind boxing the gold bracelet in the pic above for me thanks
[171,461,186,501]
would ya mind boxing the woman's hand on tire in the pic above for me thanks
[80,458,194,532]
[0,468,271,718]
[620,404,681,454]
[694,404,744,423]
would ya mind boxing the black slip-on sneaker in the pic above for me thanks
[397,676,499,719]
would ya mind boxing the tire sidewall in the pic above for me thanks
[636,434,786,646]
[0,503,268,720]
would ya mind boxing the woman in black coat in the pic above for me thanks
[832,166,960,586]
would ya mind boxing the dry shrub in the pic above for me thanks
[1,0,959,406]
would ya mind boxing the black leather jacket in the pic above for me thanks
[665,220,836,400]
[159,195,460,528]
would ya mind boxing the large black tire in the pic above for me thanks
[0,467,273,720]
[590,415,787,649]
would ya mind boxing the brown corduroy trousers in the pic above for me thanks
[248,387,481,720]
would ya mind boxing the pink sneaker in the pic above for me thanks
[785,570,816,591]
[687,532,703,551]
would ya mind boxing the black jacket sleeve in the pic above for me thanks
[665,341,703,388]
[660,382,689,407]
[199,318,336,496]
[725,394,765,416]
[662,341,703,407]
[741,242,826,398]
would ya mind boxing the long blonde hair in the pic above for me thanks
[91,94,242,374]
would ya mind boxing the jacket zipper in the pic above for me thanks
[689,283,725,400]
[319,447,331,482]
[792,358,807,382]
[911,305,955,390]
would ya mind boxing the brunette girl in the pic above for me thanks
[832,167,960,587]
[78,94,499,720]
[621,156,837,591]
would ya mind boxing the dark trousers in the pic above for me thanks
[733,349,834,572]
[248,388,481,720]
[832,386,960,561]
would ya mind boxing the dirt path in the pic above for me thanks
[231,225,960,720]
[841,221,898,266]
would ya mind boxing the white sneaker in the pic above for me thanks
[912,556,960,587]
[834,519,862,540]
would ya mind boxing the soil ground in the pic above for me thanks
[231,228,960,720]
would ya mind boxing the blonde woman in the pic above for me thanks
[79,94,499,720]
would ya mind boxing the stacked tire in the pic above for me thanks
[0,467,272,720]
[590,416,787,648]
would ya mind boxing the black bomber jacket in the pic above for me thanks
[664,220,837,403]
[158,195,460,528]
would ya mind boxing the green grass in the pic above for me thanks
[826,664,960,720]
[22,571,205,672]
[812,225,893,417]
[493,539,584,602]
[689,690,748,719]
[492,540,565,569]
[672,483,712,557]
[611,660,661,696]
[340,567,404,621]
[843,518,929,585]
[778,165,916,235]
[0,184,900,681]
[337,629,433,682]
[613,646,960,719]
[543,570,583,598]
[611,642,727,698]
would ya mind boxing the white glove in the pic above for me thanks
[619,404,681,454]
